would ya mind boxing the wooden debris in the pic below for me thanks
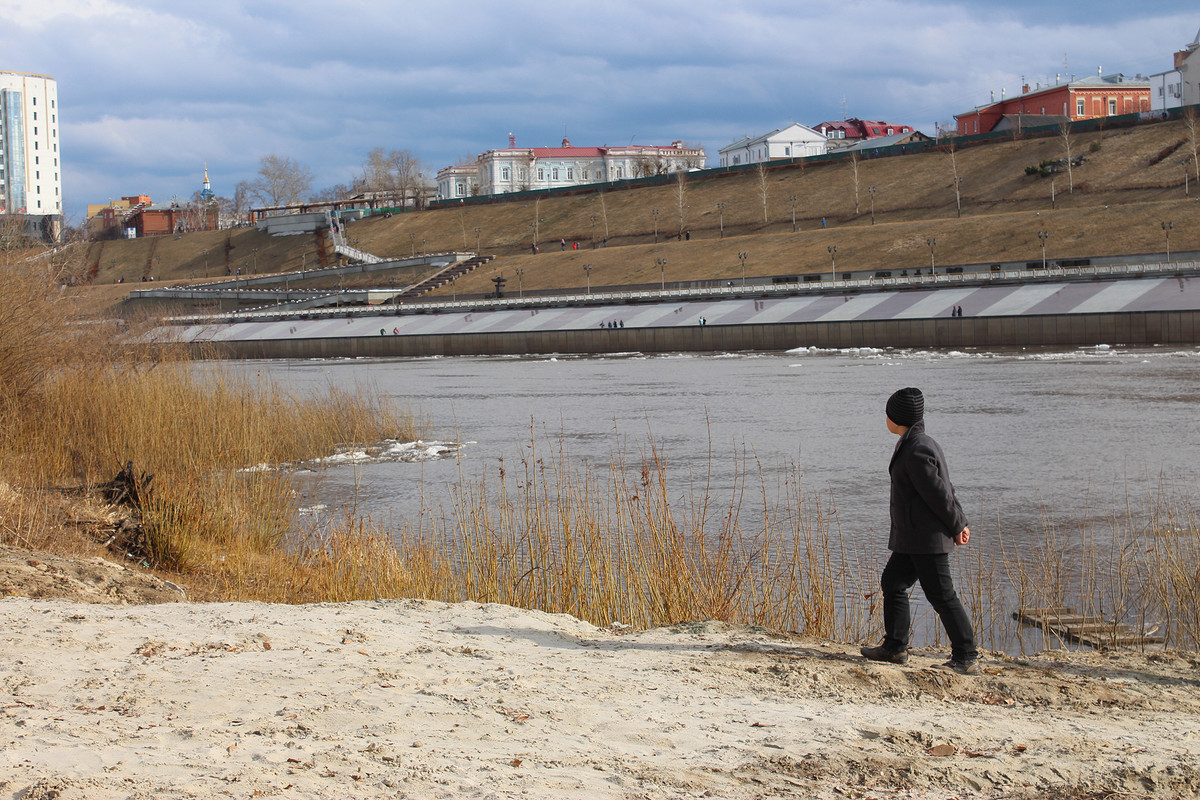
[1012,606,1165,650]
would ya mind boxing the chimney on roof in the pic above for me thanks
[1098,65,1103,76]
[990,90,995,102]
[1022,83,1030,94]
[1001,88,1006,100]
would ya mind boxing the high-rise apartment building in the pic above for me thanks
[0,70,62,236]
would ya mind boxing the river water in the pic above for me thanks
[250,344,1200,536]
[240,344,1200,648]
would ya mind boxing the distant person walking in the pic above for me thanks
[861,388,979,675]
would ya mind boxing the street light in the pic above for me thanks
[868,186,877,225]
[827,245,837,281]
[582,264,592,294]
[1037,230,1049,269]
[408,233,415,257]
[738,252,748,286]
[252,247,258,274]
[717,202,726,239]
[789,194,798,232]
[421,236,427,257]
[926,238,937,273]
[474,226,481,253]
[1162,221,1173,261]
[589,214,597,247]
[515,267,525,297]
[651,208,660,243]
[656,258,667,290]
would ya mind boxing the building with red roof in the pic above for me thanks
[954,72,1151,135]
[439,135,705,198]
[813,119,913,149]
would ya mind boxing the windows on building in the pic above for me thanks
[566,167,573,180]
[501,167,510,181]
[551,167,559,180]
[1076,98,1085,115]
[537,168,545,181]
[1108,99,1116,115]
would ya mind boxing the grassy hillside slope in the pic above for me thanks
[70,118,1200,313]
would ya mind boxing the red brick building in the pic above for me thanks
[955,73,1151,135]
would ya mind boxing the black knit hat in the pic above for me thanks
[886,387,924,427]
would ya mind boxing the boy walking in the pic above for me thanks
[861,387,979,675]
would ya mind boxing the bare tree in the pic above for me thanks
[1184,107,1200,183]
[676,171,689,235]
[850,151,861,215]
[359,148,425,209]
[597,191,610,240]
[947,141,963,217]
[1059,122,1075,194]
[757,162,770,224]
[311,183,353,203]
[244,154,313,207]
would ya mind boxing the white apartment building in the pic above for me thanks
[443,136,705,197]
[1149,27,1200,113]
[718,123,827,167]
[0,71,62,228]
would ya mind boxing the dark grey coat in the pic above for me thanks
[888,421,968,554]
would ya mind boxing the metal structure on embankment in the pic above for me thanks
[164,260,1200,359]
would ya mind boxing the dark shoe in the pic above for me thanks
[861,644,909,664]
[942,658,980,675]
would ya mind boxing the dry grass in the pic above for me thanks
[0,253,421,600]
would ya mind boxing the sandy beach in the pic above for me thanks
[2,548,1199,799]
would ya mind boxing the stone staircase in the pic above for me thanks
[326,211,385,264]
[392,254,493,300]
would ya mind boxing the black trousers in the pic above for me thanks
[881,551,977,661]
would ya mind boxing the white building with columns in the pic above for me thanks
[0,70,62,234]
[441,136,705,198]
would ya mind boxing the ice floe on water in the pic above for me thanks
[310,439,463,466]
[783,344,1200,362]
[239,440,463,474]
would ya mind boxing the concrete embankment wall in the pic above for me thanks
[196,310,1200,359]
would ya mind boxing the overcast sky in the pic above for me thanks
[3,0,1198,222]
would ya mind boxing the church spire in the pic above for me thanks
[200,163,214,202]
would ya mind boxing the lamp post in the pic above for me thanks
[1162,221,1173,261]
[252,247,258,274]
[868,186,877,225]
[589,214,597,248]
[827,245,837,281]
[926,237,937,274]
[717,202,726,239]
[738,252,748,286]
[421,236,427,257]
[789,194,798,231]
[515,267,525,297]
[656,258,667,290]
[651,208,660,243]
[408,233,415,257]
[1037,230,1049,268]
[582,264,592,294]
[474,226,481,253]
